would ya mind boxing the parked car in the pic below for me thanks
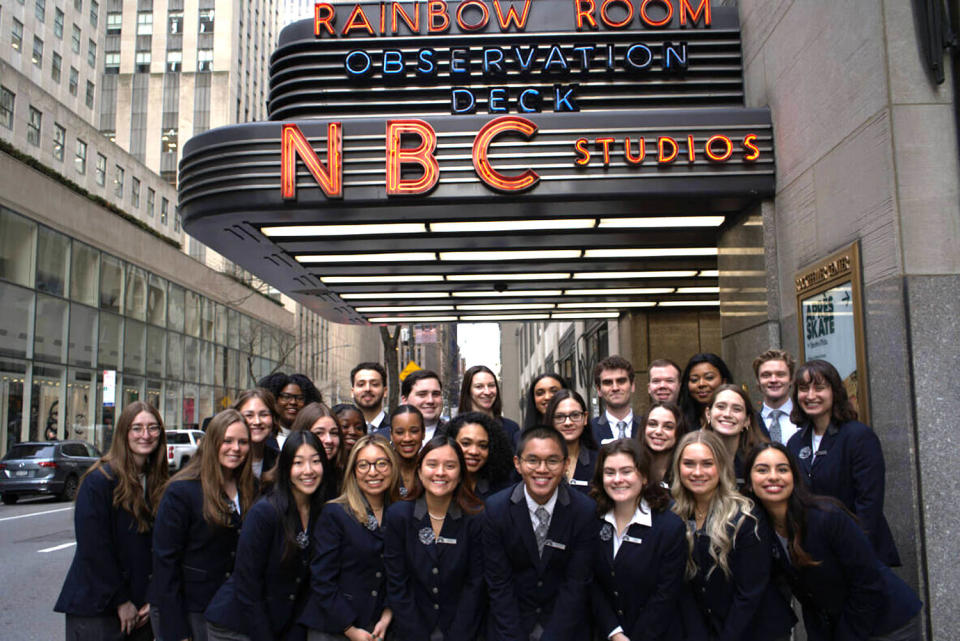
[166,430,204,471]
[0,441,100,504]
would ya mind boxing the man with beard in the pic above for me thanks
[351,362,388,432]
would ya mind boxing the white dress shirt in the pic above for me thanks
[602,499,652,557]
[760,399,800,444]
[605,410,635,440]
[523,485,559,535]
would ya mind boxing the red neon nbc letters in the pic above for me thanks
[281,123,343,199]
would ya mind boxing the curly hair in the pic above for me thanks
[445,412,514,489]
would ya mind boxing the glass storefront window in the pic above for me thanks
[99,254,124,312]
[36,226,70,296]
[146,326,164,377]
[167,284,185,332]
[214,345,226,387]
[197,385,214,427]
[98,311,122,369]
[0,358,27,455]
[66,368,95,444]
[227,308,238,349]
[147,274,166,326]
[70,240,99,306]
[123,319,145,374]
[227,348,239,391]
[183,336,199,382]
[184,291,201,337]
[31,364,64,441]
[200,340,214,385]
[146,379,162,413]
[215,303,227,345]
[68,303,97,368]
[201,297,214,341]
[124,266,147,320]
[34,293,69,364]
[182,383,197,427]
[0,208,38,288]
[164,381,181,429]
[122,375,143,408]
[166,331,183,380]
[0,282,35,359]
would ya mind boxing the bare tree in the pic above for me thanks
[379,325,401,411]
[238,322,300,387]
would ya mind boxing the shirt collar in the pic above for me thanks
[413,495,463,520]
[761,398,793,418]
[602,498,653,530]
[370,409,386,428]
[523,484,559,517]
[605,410,634,427]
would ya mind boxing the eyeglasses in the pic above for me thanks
[278,393,306,403]
[552,411,585,424]
[356,458,391,473]
[130,424,161,435]
[520,456,565,470]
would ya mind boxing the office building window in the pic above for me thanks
[131,177,141,208]
[114,165,124,198]
[105,52,119,73]
[160,197,168,225]
[71,24,81,53]
[88,39,96,67]
[174,212,181,232]
[74,0,82,10]
[53,123,65,160]
[135,52,150,72]
[69,67,78,95]
[168,11,183,34]
[85,81,95,109]
[137,12,152,35]
[1,87,14,129]
[166,50,181,72]
[146,187,155,217]
[12,19,23,51]
[27,106,41,146]
[106,12,121,34]
[75,139,87,174]
[32,36,43,67]
[161,129,177,154]
[35,0,46,23]
[95,153,106,186]
[90,1,98,27]
[54,9,64,38]
[197,48,213,72]
[51,52,62,82]
[199,9,214,33]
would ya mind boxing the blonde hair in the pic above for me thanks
[670,430,756,580]
[331,434,399,524]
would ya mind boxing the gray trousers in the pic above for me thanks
[206,621,251,641]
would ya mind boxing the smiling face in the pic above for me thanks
[391,412,425,461]
[419,444,461,500]
[707,389,749,437]
[219,421,251,472]
[515,436,566,504]
[127,410,161,462]
[648,365,681,403]
[602,452,645,508]
[552,397,586,444]
[469,372,498,413]
[239,397,273,445]
[403,378,443,424]
[597,368,635,411]
[277,383,306,425]
[688,362,724,405]
[678,442,719,502]
[310,416,340,462]
[290,443,324,499]
[455,423,490,474]
[796,373,834,424]
[354,444,392,499]
[352,369,385,412]
[757,359,791,406]
[749,448,794,510]
[644,407,678,453]
[533,377,563,416]
[337,409,365,453]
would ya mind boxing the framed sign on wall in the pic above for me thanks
[794,241,869,424]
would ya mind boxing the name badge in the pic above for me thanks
[622,534,643,545]
[544,539,566,551]
[436,536,457,545]
[600,437,617,445]
[568,478,588,487]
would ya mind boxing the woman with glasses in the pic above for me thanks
[446,412,514,502]
[300,434,399,641]
[233,388,281,479]
[258,373,324,444]
[383,436,485,640]
[543,389,599,494]
[457,365,521,447]
[151,409,256,641]
[55,401,169,641]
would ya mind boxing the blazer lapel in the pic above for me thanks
[509,483,541,570]
[796,425,815,476]
[413,498,439,562]
[812,423,840,469]
[540,485,572,572]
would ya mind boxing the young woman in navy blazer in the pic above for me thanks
[589,438,687,641]
[457,365,522,447]
[703,385,770,488]
[744,443,921,641]
[55,401,169,641]
[640,401,685,489]
[521,372,568,431]
[786,360,901,566]
[386,405,425,498]
[678,353,735,432]
[234,388,281,479]
[383,435,485,640]
[671,431,795,641]
[543,389,599,494]
[446,412,514,502]
[300,434,399,641]
[292,402,343,493]
[151,409,256,641]
[205,431,336,641]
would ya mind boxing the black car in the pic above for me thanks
[0,441,100,504]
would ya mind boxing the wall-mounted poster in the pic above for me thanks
[795,242,869,424]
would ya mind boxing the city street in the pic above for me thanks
[0,497,76,640]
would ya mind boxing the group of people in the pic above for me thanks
[54,353,922,641]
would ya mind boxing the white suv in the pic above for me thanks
[166,430,204,471]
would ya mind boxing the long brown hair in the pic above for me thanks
[82,401,169,533]
[590,438,669,516]
[233,388,280,437]
[703,384,769,460]
[790,360,858,426]
[169,409,255,526]
[332,434,399,524]
[405,436,483,515]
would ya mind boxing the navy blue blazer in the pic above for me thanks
[383,497,485,640]
[566,446,598,494]
[482,482,597,641]
[299,501,388,634]
[682,510,795,641]
[54,464,154,616]
[205,496,316,641]
[472,476,512,503]
[151,479,243,641]
[770,504,920,641]
[500,417,521,448]
[590,415,642,445]
[786,420,901,566]
[591,507,687,641]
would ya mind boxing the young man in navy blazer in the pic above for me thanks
[482,427,597,641]
[752,349,800,444]
[351,362,388,432]
[590,356,641,444]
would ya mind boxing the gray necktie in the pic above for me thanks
[534,506,550,557]
[616,420,627,440]
[769,410,783,444]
